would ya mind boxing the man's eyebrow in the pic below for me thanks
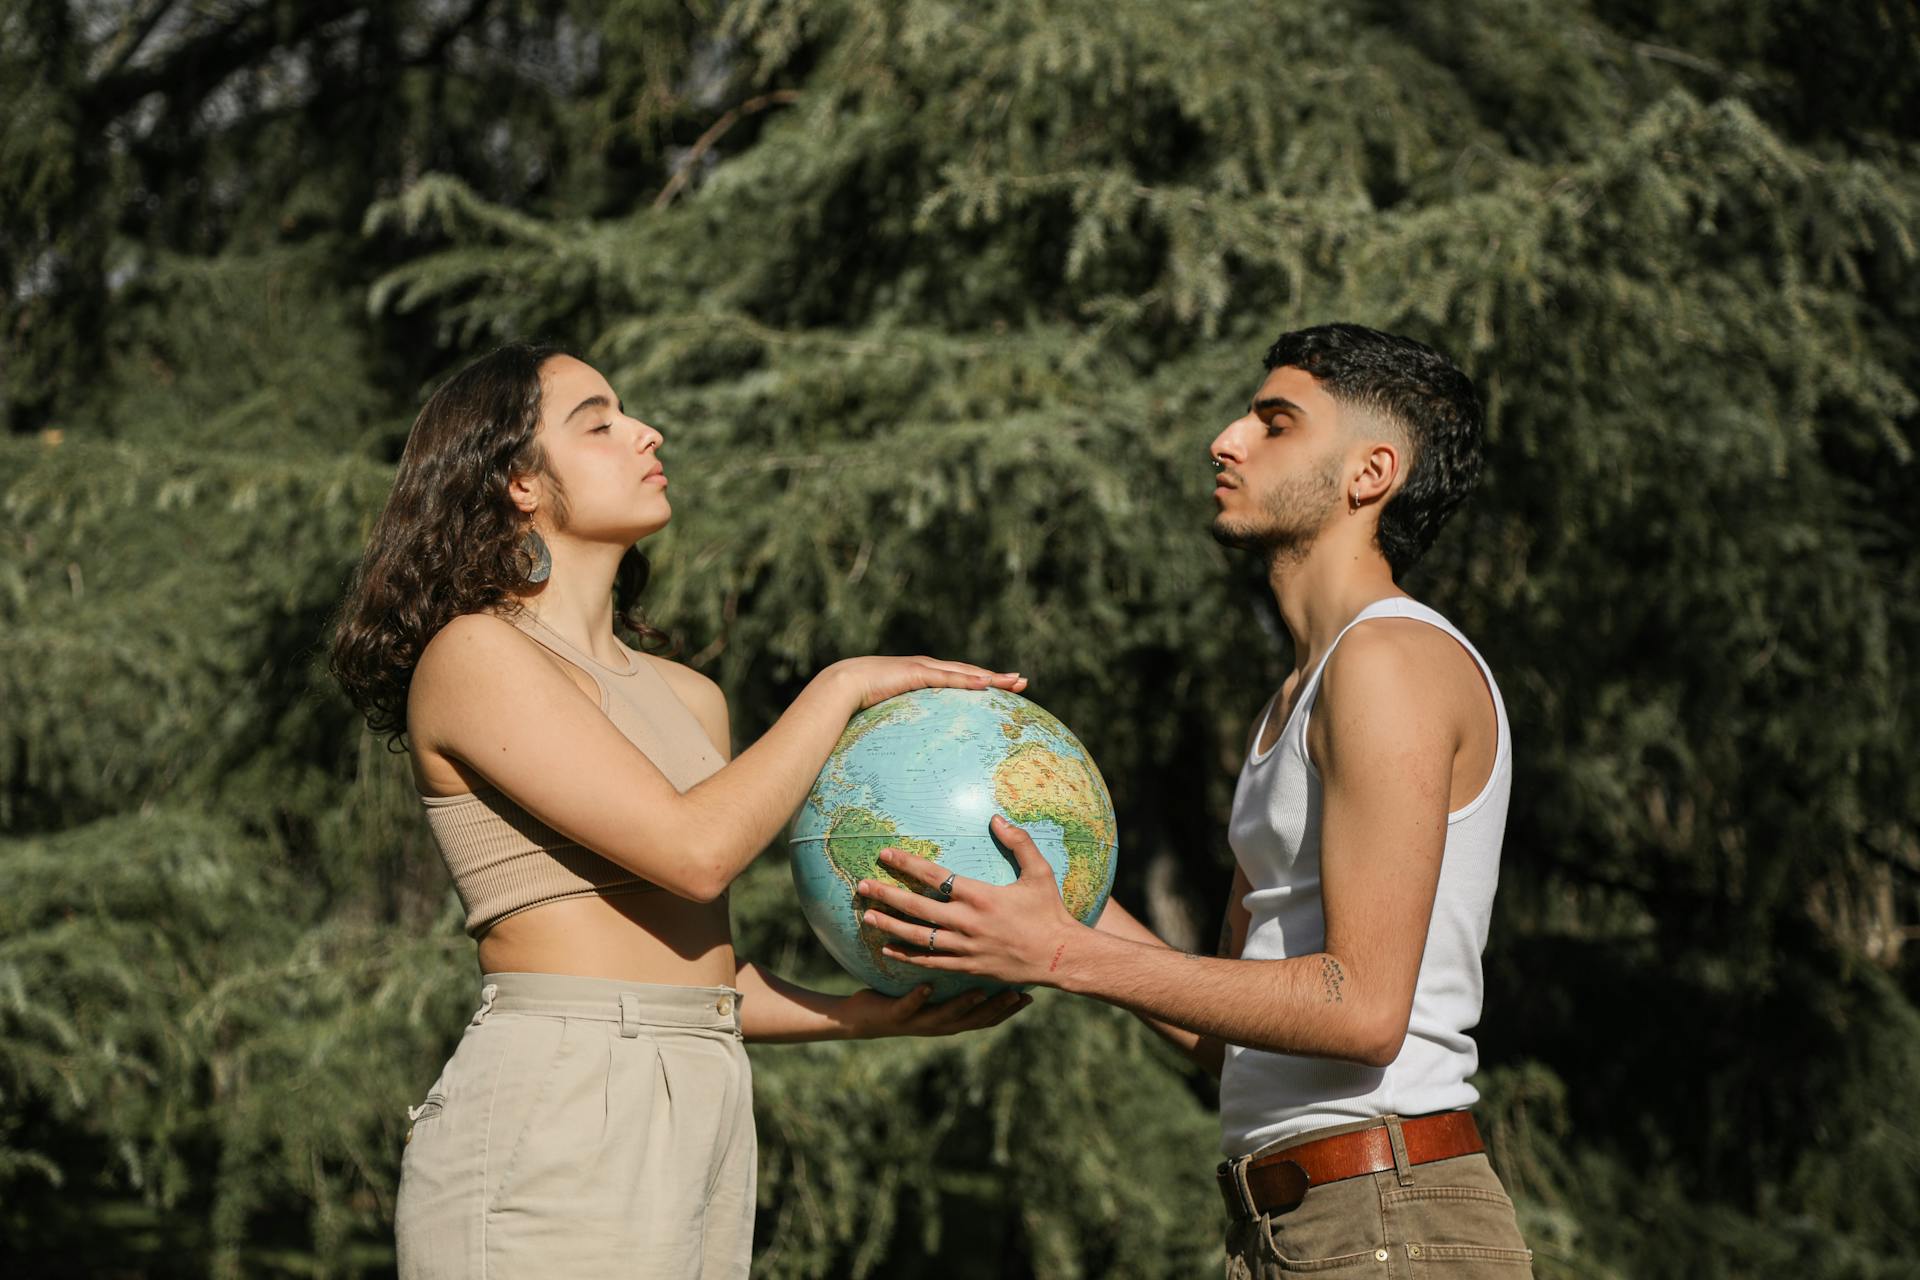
[565,393,621,421]
[1253,396,1304,416]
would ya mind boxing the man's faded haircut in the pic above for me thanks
[1265,323,1484,580]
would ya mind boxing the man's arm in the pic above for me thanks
[1093,868,1250,1076]
[855,621,1462,1067]
[1071,688,1264,1073]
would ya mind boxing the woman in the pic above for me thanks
[329,343,1029,1278]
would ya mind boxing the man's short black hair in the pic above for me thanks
[1264,323,1484,580]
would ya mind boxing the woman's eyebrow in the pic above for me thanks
[564,393,621,421]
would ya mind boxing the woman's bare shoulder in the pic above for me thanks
[414,612,531,686]
[411,611,603,715]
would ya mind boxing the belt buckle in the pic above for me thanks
[1217,1158,1259,1221]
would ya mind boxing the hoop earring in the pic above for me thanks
[518,527,552,584]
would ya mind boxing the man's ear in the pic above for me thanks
[1354,439,1401,507]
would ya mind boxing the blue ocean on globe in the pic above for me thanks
[789,687,1118,1000]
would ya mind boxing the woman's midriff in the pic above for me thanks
[475,888,737,986]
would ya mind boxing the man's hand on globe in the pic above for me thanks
[824,655,1027,711]
[857,815,1082,987]
[790,685,1116,1001]
[835,983,1031,1039]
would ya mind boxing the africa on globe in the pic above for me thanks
[789,688,1118,1001]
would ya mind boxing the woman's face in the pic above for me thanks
[525,355,671,543]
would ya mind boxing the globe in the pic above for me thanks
[789,687,1119,1001]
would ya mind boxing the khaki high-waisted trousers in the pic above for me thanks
[395,972,755,1279]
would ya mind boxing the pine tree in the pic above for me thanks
[3,1,1917,1275]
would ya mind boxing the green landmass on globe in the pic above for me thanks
[789,688,1119,1000]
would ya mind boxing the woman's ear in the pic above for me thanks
[507,471,541,516]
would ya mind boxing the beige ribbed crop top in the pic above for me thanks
[418,609,727,937]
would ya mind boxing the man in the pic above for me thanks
[855,323,1534,1275]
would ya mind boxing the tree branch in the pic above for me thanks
[92,0,182,85]
[81,0,363,122]
[652,89,800,210]
[404,0,492,70]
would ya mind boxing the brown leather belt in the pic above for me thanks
[1217,1111,1484,1219]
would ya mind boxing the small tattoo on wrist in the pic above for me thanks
[1047,942,1067,973]
[1320,956,1345,1003]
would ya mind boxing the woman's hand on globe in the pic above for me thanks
[838,984,1031,1039]
[826,656,1027,712]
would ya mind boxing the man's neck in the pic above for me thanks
[1267,543,1405,676]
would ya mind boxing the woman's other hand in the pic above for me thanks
[838,984,1031,1039]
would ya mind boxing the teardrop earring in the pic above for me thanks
[518,527,552,584]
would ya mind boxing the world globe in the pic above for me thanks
[789,687,1119,1001]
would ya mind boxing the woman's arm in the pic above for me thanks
[410,614,1024,902]
[733,963,1028,1043]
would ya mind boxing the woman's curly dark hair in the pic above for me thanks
[329,342,670,747]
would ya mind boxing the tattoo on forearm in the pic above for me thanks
[1048,942,1067,973]
[1320,956,1345,1003]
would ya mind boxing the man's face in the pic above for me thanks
[1208,365,1346,561]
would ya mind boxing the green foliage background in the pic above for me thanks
[3,1,1917,1275]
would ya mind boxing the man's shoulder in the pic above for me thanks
[1316,613,1488,742]
[1325,615,1470,683]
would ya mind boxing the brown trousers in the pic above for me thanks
[1222,1117,1533,1278]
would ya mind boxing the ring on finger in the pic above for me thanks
[927,926,939,950]
[937,873,956,900]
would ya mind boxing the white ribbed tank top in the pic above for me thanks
[1218,597,1512,1157]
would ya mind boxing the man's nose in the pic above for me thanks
[1210,420,1249,462]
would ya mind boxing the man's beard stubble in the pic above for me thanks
[1209,456,1343,568]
